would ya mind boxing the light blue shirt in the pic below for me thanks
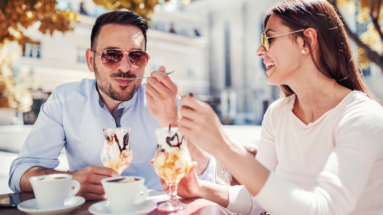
[9,79,216,192]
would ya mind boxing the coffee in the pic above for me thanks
[29,174,80,209]
[107,177,140,183]
[101,176,148,213]
[38,177,66,181]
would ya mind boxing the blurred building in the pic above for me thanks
[184,0,280,124]
[339,2,383,104]
[3,0,383,126]
[4,0,210,124]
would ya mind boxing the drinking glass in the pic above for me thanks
[153,127,192,212]
[101,127,133,175]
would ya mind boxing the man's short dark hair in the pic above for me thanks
[91,9,148,51]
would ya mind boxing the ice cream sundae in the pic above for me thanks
[101,127,133,175]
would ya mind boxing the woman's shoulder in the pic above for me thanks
[268,95,296,113]
[340,91,383,125]
[343,91,383,114]
[262,95,296,124]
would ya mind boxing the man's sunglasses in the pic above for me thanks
[92,48,149,68]
[261,29,305,51]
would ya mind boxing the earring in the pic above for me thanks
[302,50,306,54]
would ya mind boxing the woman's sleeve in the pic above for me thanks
[252,108,383,215]
[226,105,278,215]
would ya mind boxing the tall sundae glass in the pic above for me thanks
[153,126,192,212]
[101,127,133,175]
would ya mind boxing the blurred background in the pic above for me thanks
[1,0,383,193]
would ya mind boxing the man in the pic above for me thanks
[9,10,216,200]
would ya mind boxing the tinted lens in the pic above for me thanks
[261,33,269,51]
[101,49,123,68]
[128,51,148,68]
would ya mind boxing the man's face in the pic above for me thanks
[87,24,147,101]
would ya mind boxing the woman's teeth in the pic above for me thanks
[266,62,274,69]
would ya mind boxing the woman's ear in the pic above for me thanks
[302,27,318,51]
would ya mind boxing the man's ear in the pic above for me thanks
[86,48,95,73]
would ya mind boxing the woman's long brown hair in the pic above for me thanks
[264,0,376,100]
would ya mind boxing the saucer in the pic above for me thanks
[89,200,156,215]
[17,196,85,215]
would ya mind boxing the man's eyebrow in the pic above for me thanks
[104,46,120,50]
[103,47,144,51]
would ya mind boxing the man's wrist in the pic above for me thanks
[158,110,180,128]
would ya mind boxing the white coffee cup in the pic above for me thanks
[101,176,148,213]
[29,174,80,209]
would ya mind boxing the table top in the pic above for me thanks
[0,191,231,215]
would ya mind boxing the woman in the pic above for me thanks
[174,0,383,214]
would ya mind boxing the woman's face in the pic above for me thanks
[256,14,305,85]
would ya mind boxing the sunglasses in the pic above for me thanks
[92,48,149,68]
[261,29,305,51]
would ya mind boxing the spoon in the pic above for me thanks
[129,71,174,80]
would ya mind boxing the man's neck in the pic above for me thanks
[98,87,121,113]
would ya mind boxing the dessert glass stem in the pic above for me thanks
[169,183,178,202]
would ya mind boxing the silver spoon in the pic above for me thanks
[129,71,174,80]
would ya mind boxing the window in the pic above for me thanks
[224,23,232,87]
[93,5,107,17]
[180,28,190,37]
[23,43,41,58]
[151,58,164,71]
[156,22,166,32]
[187,65,196,77]
[77,48,87,64]
[355,3,371,76]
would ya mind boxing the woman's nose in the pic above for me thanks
[255,45,266,58]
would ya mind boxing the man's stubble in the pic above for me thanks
[93,60,140,102]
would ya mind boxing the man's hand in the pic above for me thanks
[70,165,119,200]
[145,66,180,127]
[20,165,119,201]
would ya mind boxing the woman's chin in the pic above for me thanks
[266,77,280,85]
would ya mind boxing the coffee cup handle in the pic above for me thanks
[134,185,148,204]
[66,180,81,199]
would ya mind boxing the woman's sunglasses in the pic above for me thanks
[92,48,150,68]
[261,29,305,51]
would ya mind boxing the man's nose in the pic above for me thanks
[255,45,266,58]
[116,53,133,72]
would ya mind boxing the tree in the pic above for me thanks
[329,0,383,71]
[0,47,34,112]
[0,0,170,111]
[0,0,170,50]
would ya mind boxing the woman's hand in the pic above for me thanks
[149,160,202,199]
[160,161,202,199]
[178,95,230,156]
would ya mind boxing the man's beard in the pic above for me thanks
[94,61,140,102]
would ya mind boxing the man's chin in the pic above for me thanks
[110,86,137,101]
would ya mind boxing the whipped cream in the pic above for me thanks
[155,127,187,152]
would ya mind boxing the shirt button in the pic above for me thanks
[111,118,114,122]
[120,104,124,108]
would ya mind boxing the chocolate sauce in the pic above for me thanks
[108,178,125,183]
[108,177,140,183]
[105,134,113,146]
[38,177,66,181]
[166,133,185,148]
[122,132,130,151]
[157,144,165,152]
[166,125,185,148]
[114,132,130,154]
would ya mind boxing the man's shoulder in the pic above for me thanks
[54,79,95,95]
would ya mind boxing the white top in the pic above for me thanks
[226,91,383,215]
